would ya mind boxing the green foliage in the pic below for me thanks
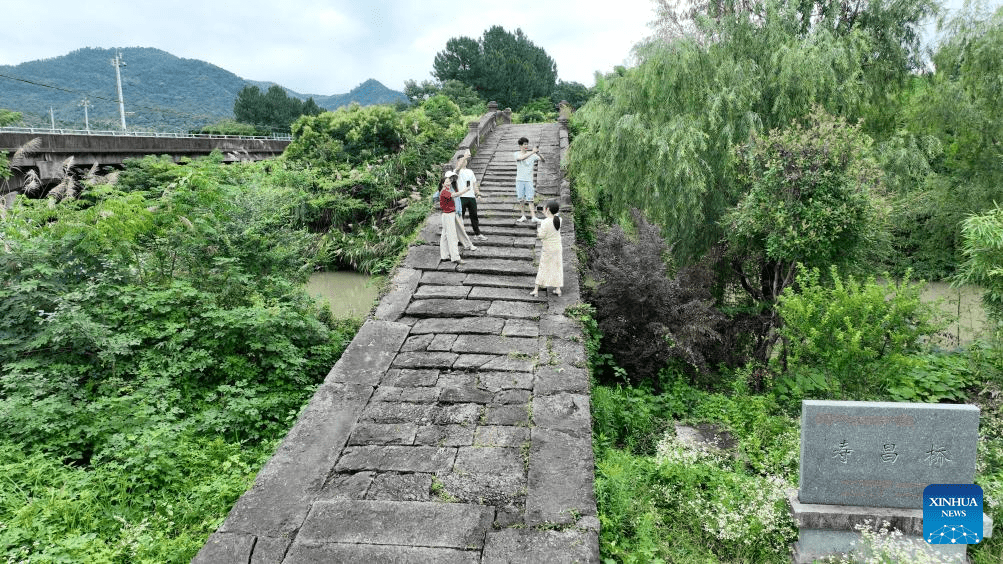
[887,352,977,403]
[550,80,591,109]
[0,108,21,126]
[432,25,558,109]
[438,80,488,115]
[875,123,955,279]
[0,435,270,563]
[516,97,555,123]
[284,103,463,273]
[971,381,1003,564]
[873,5,1003,279]
[592,380,699,456]
[233,85,323,134]
[404,78,441,105]
[725,108,886,304]
[955,204,1003,323]
[192,119,265,136]
[287,104,406,166]
[568,0,937,265]
[592,381,798,564]
[421,95,461,128]
[773,266,943,402]
[0,151,365,560]
[404,80,487,115]
[595,449,675,564]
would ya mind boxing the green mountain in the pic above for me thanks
[0,47,406,132]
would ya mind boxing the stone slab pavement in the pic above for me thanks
[193,121,597,563]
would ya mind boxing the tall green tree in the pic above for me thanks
[880,4,1003,278]
[433,37,482,86]
[550,80,591,109]
[432,26,557,109]
[566,0,936,263]
[233,85,323,133]
[725,108,885,306]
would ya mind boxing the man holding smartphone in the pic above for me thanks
[514,137,544,222]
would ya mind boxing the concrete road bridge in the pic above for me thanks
[0,127,290,198]
[194,112,599,563]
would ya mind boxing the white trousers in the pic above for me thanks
[440,212,473,261]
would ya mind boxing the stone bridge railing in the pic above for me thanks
[448,101,511,168]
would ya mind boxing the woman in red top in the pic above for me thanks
[439,172,465,264]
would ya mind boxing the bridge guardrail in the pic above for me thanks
[0,126,292,141]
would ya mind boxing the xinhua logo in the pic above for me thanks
[923,484,984,545]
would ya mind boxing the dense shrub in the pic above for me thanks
[421,94,461,128]
[286,104,406,166]
[772,266,943,403]
[192,119,265,136]
[592,378,800,564]
[0,152,362,561]
[585,209,725,386]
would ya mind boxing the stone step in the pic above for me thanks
[455,246,533,260]
[418,271,536,289]
[469,226,540,238]
[449,258,537,276]
[405,298,546,319]
[291,499,494,550]
[409,284,546,304]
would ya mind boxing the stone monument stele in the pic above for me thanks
[789,400,994,563]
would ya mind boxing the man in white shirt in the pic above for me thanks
[455,154,486,240]
[513,137,544,222]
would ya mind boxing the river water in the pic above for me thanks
[305,271,381,319]
[923,281,989,347]
[304,272,990,343]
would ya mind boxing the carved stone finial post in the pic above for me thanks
[501,108,512,124]
[487,101,498,112]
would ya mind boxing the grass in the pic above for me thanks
[591,360,1003,564]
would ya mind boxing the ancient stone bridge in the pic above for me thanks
[194,116,599,563]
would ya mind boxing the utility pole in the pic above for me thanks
[111,51,127,130]
[79,98,92,132]
[49,107,55,130]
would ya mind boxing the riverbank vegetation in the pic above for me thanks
[567,0,1003,562]
[0,97,468,561]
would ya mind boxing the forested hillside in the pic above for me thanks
[0,47,405,132]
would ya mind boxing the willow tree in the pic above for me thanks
[566,0,935,263]
[885,3,1003,278]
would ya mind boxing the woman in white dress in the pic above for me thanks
[531,200,563,297]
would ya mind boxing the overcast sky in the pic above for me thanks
[1,0,658,95]
[2,0,997,96]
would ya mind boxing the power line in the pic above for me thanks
[0,71,292,134]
